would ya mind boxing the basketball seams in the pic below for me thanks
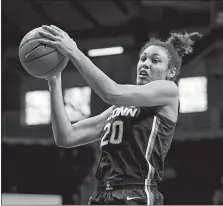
[42,56,65,75]
[21,49,57,63]
[31,56,67,77]
[21,51,64,75]
[20,38,56,63]
[24,43,52,60]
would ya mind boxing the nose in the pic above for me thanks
[142,58,152,69]
[142,65,149,69]
[140,64,150,70]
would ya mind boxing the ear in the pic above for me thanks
[166,67,177,80]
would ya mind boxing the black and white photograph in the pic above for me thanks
[2,0,223,205]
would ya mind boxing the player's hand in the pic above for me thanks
[38,25,78,57]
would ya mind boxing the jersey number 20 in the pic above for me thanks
[100,120,123,147]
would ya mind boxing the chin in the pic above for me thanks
[137,80,150,85]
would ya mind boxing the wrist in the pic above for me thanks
[68,44,82,59]
[48,74,62,91]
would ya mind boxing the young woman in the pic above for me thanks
[38,25,201,205]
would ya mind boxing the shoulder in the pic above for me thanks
[145,80,179,100]
[165,80,179,98]
[152,80,178,93]
[154,81,179,122]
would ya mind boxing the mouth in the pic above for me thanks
[138,70,148,78]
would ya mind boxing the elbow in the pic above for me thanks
[54,138,67,148]
[54,134,70,148]
[53,126,74,148]
[55,140,65,148]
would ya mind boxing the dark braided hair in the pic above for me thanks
[139,30,203,81]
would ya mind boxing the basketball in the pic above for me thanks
[19,27,69,79]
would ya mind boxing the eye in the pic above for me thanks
[140,55,147,61]
[152,58,160,63]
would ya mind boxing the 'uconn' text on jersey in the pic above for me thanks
[107,106,139,121]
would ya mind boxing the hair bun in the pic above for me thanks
[167,30,202,57]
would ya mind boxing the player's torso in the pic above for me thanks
[96,105,176,184]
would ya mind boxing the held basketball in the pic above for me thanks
[19,27,69,79]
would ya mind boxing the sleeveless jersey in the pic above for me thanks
[95,105,177,185]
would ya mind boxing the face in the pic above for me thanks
[136,45,170,85]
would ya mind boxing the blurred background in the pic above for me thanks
[2,0,223,205]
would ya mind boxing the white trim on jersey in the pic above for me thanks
[145,179,151,205]
[144,116,160,205]
[145,179,154,205]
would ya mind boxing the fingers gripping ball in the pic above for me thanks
[19,27,69,79]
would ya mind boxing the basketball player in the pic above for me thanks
[38,25,202,205]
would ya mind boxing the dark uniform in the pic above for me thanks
[89,105,177,205]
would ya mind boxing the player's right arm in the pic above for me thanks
[48,73,113,148]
